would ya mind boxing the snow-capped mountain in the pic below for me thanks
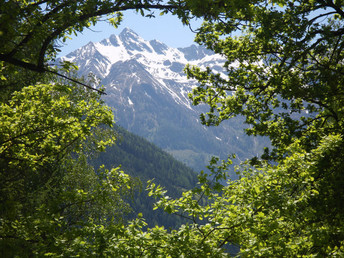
[64,28,224,109]
[63,28,265,171]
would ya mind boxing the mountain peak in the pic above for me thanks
[61,28,261,172]
[178,44,214,61]
[119,27,139,40]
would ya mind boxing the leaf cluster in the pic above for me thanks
[186,0,344,160]
[148,135,344,256]
[0,81,140,256]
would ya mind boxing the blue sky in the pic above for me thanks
[58,11,202,57]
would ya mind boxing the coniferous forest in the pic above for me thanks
[92,125,197,228]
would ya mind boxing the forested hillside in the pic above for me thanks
[92,125,197,227]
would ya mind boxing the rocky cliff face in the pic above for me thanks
[62,28,266,171]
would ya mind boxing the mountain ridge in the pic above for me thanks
[62,28,267,172]
[63,27,226,109]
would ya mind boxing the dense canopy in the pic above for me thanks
[1,0,344,256]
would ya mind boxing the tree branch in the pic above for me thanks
[47,69,105,94]
[0,53,105,94]
[37,3,180,67]
[1,2,183,93]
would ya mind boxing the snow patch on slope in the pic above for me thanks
[62,28,227,109]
